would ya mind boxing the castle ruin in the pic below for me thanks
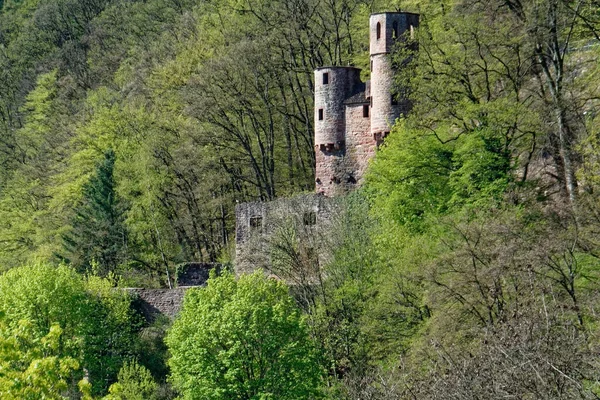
[235,12,419,272]
[129,12,419,320]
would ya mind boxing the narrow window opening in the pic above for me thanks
[391,95,398,106]
[318,109,324,120]
[249,216,263,230]
[410,25,415,39]
[370,60,373,72]
[376,22,381,40]
[323,72,329,85]
[392,21,398,39]
[303,211,316,226]
[363,104,369,118]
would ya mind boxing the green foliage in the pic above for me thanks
[166,271,323,399]
[62,149,129,275]
[0,263,140,395]
[366,122,454,229]
[104,360,158,400]
[0,319,81,399]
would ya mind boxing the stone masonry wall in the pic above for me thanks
[315,146,350,196]
[126,263,220,322]
[127,287,188,322]
[315,103,375,196]
[314,67,362,146]
[370,53,398,135]
[345,103,377,186]
[235,193,336,276]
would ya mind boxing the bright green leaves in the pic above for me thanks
[0,263,140,395]
[366,122,454,229]
[0,320,81,400]
[104,360,159,400]
[167,271,323,400]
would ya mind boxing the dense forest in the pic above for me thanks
[2,0,600,398]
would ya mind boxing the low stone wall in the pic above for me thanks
[127,287,191,322]
[125,263,221,322]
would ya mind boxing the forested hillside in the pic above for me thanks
[0,0,378,281]
[2,0,600,398]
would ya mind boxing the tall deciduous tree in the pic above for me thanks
[166,271,323,400]
[0,319,81,400]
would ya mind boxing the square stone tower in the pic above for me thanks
[314,12,419,197]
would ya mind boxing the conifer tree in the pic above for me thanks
[63,149,128,275]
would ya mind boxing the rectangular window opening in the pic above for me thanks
[249,216,263,230]
[323,73,329,85]
[303,211,317,226]
[363,105,369,118]
[318,109,324,120]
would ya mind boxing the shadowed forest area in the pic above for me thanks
[2,0,600,398]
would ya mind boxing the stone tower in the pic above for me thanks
[314,12,419,197]
[370,12,419,139]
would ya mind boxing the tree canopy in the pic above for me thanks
[166,271,323,400]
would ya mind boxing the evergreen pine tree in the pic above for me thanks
[63,149,128,275]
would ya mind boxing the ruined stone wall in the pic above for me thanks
[345,103,377,186]
[126,263,220,322]
[315,103,375,196]
[315,146,349,196]
[235,194,337,276]
[127,288,188,322]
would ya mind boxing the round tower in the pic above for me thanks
[370,12,419,138]
[314,67,362,147]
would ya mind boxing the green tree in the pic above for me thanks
[0,318,81,399]
[63,149,128,275]
[166,271,323,400]
[0,263,139,395]
[104,360,158,400]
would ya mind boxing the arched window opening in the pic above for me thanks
[376,22,381,39]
